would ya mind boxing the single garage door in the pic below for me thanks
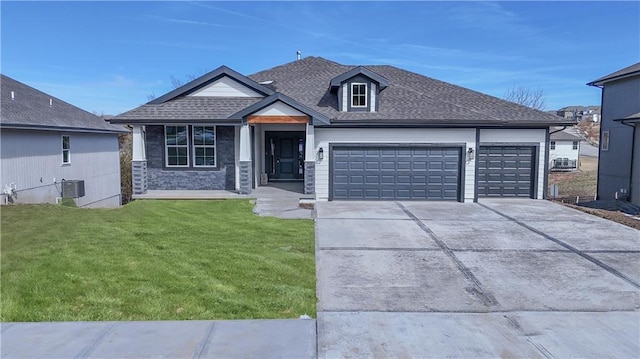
[331,146,461,200]
[477,146,535,197]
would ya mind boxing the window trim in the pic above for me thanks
[192,125,217,168]
[61,135,71,165]
[351,82,367,108]
[164,125,190,168]
[602,131,609,151]
[572,141,578,150]
[550,141,556,150]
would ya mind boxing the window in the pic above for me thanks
[602,131,609,151]
[165,126,189,167]
[572,141,578,150]
[351,83,367,107]
[550,141,556,150]
[192,126,216,167]
[61,135,70,164]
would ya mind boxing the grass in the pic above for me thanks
[1,200,316,322]
[548,156,598,198]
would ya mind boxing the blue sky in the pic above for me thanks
[2,1,639,115]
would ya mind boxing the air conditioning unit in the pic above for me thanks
[61,180,85,198]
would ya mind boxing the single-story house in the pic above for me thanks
[549,130,581,171]
[587,62,640,205]
[110,57,571,201]
[1,74,127,207]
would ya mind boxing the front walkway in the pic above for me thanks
[133,181,308,200]
[133,182,314,219]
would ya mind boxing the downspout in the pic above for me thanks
[591,83,605,200]
[620,120,636,202]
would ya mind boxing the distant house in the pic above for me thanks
[549,130,580,171]
[556,105,601,122]
[1,75,127,207]
[110,57,571,201]
[587,62,640,205]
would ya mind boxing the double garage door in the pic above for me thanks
[331,146,461,200]
[330,145,536,200]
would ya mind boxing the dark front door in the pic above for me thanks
[265,131,305,180]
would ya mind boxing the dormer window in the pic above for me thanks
[351,83,367,107]
[330,66,389,113]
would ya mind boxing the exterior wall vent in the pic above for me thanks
[61,180,85,198]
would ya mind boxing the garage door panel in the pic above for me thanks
[332,146,461,200]
[477,146,534,198]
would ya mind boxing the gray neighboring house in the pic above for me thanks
[110,57,571,201]
[1,74,127,207]
[587,63,640,205]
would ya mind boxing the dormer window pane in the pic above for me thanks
[351,83,367,107]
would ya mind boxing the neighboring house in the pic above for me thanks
[549,130,580,171]
[556,105,601,122]
[587,62,640,205]
[1,74,127,207]
[110,57,571,201]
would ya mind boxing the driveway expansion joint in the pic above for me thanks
[192,321,216,359]
[73,322,116,359]
[396,202,500,308]
[477,203,640,289]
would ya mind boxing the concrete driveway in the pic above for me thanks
[315,199,640,358]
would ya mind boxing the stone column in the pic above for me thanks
[239,124,252,194]
[304,123,315,195]
[131,125,147,195]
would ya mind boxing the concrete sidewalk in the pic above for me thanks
[1,319,316,359]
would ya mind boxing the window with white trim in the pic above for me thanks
[602,131,609,151]
[351,83,367,107]
[61,135,70,164]
[550,141,556,150]
[192,126,216,167]
[165,126,189,167]
[572,141,578,150]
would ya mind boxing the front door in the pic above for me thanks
[265,131,305,180]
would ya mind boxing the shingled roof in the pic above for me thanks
[249,57,569,126]
[587,62,640,87]
[113,57,570,127]
[1,74,126,133]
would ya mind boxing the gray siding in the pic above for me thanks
[0,129,121,208]
[598,77,640,201]
[631,126,640,205]
[145,125,235,190]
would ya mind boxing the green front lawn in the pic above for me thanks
[1,200,315,322]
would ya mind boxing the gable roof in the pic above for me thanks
[587,62,640,87]
[550,130,581,141]
[149,65,274,104]
[229,93,330,125]
[249,57,569,126]
[329,66,390,91]
[1,74,126,133]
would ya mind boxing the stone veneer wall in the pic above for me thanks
[145,125,236,190]
[304,161,315,194]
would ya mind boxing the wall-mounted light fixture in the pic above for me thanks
[318,147,324,161]
[467,148,474,161]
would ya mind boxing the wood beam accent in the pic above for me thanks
[247,115,309,124]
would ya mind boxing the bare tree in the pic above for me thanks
[146,69,209,101]
[504,85,546,110]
